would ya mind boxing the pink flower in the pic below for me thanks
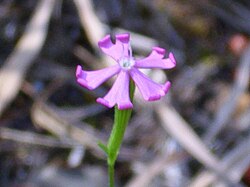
[76,33,176,110]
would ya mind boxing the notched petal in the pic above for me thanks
[130,68,171,101]
[96,71,133,110]
[163,81,171,94]
[169,52,176,65]
[135,47,176,69]
[76,65,120,90]
[96,98,112,108]
[116,33,130,44]
[98,33,131,61]
[76,65,83,77]
[153,47,166,56]
[98,35,113,49]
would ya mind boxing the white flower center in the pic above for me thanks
[119,57,135,70]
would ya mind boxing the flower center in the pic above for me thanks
[119,57,135,70]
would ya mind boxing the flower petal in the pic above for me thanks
[96,71,133,110]
[130,68,171,101]
[135,47,176,69]
[98,33,131,61]
[76,65,120,90]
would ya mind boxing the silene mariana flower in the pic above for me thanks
[76,33,176,110]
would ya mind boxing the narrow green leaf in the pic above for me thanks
[97,141,108,154]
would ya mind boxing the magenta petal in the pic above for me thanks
[168,52,176,67]
[135,47,176,69]
[116,33,131,57]
[130,68,171,101]
[116,33,130,43]
[98,34,130,61]
[96,71,133,110]
[76,65,120,90]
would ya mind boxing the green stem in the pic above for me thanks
[106,81,135,187]
[108,164,114,187]
[107,106,133,165]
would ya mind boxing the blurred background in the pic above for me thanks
[0,0,249,186]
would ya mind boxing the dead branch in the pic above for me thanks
[0,127,76,148]
[204,45,250,143]
[0,0,55,116]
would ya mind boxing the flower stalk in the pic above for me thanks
[101,81,135,187]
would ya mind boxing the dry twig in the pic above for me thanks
[0,127,76,148]
[0,0,55,116]
[73,0,105,50]
[155,103,237,186]
[31,101,105,158]
[125,152,186,187]
[204,46,250,143]
[189,135,250,187]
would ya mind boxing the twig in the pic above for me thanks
[189,135,250,187]
[73,0,106,50]
[203,46,250,143]
[0,0,55,116]
[31,101,105,158]
[174,58,218,102]
[217,0,250,21]
[192,0,250,34]
[125,152,186,187]
[73,45,103,68]
[0,127,76,148]
[155,103,237,186]
[48,103,105,122]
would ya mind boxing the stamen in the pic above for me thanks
[119,57,135,70]
[118,43,134,70]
